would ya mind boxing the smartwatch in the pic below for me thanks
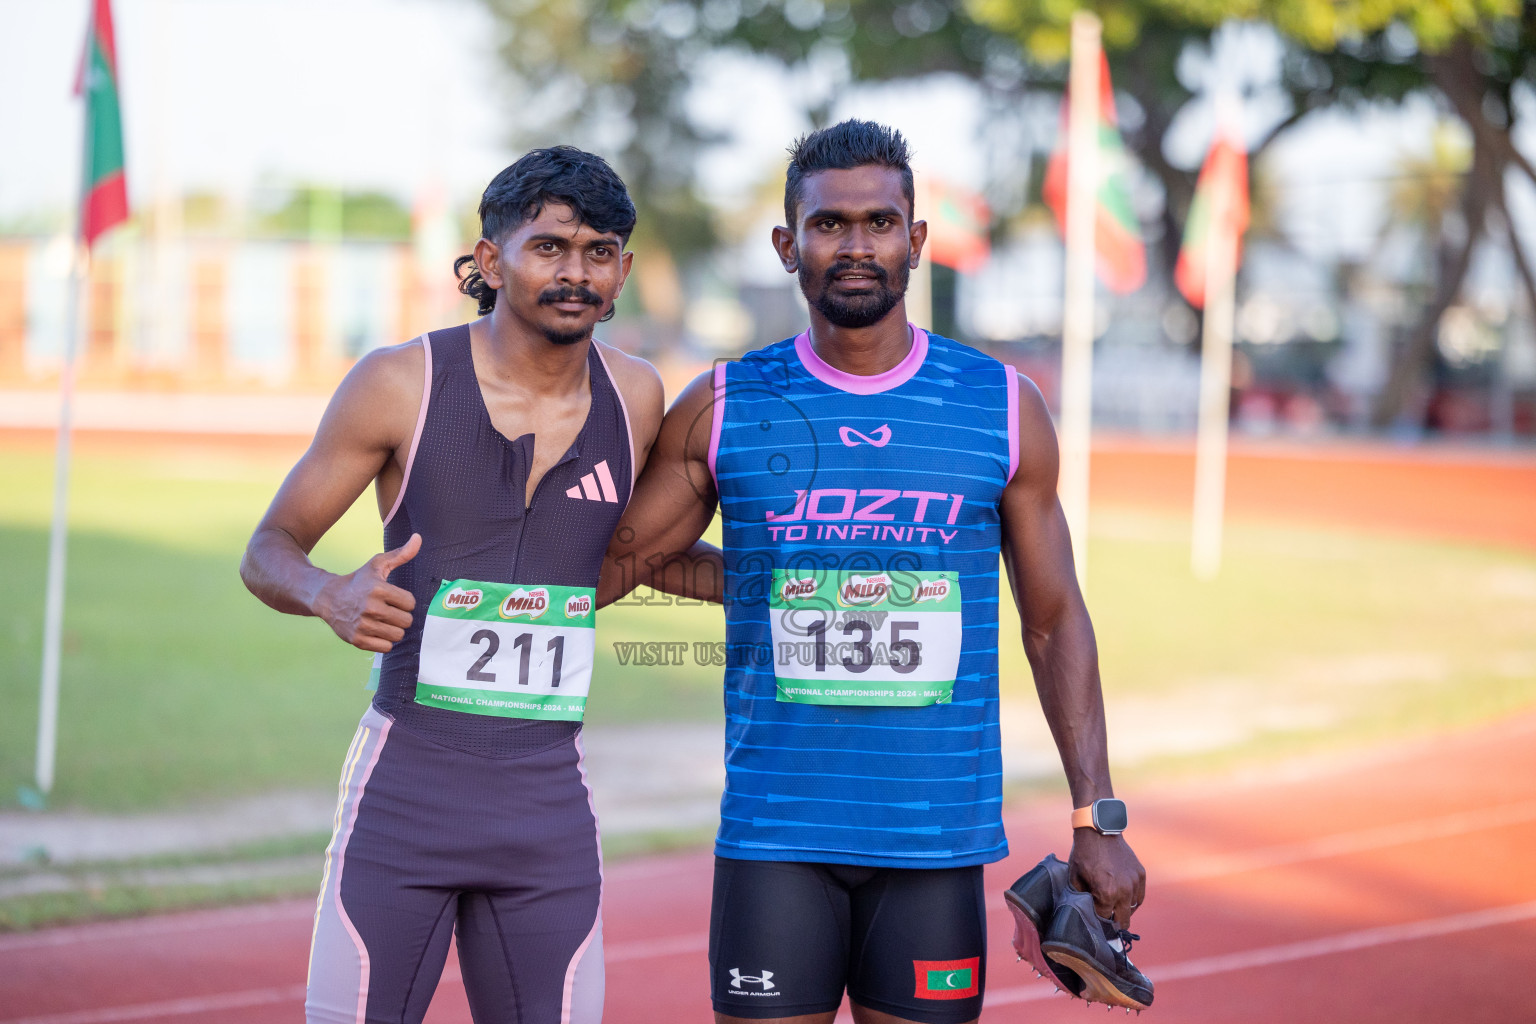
[1071,798,1128,835]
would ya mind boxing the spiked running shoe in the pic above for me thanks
[1003,854,1085,997]
[1041,888,1153,1010]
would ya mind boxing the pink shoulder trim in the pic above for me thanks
[1005,365,1021,483]
[707,361,727,487]
[383,334,431,528]
[593,344,637,492]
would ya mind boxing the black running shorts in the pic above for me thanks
[709,857,987,1023]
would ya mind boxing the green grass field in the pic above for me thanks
[2,446,1533,813]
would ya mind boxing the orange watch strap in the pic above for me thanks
[1071,805,1095,830]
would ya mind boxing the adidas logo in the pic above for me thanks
[566,459,621,503]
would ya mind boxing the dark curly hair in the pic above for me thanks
[784,119,914,227]
[455,146,638,315]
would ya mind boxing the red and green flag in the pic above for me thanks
[1043,52,1145,294]
[76,0,128,248]
[925,179,991,273]
[912,957,981,1000]
[1175,127,1249,309]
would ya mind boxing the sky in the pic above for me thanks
[2,0,1517,264]
[0,0,513,221]
[0,0,1007,224]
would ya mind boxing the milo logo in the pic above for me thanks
[499,587,550,619]
[779,577,818,602]
[837,573,891,607]
[443,587,483,611]
[914,578,950,603]
[565,593,592,619]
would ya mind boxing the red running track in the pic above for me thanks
[1088,437,1536,552]
[3,713,1534,1024]
[8,430,1532,551]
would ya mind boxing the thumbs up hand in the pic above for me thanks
[315,533,422,653]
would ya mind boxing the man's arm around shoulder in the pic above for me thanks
[597,368,722,608]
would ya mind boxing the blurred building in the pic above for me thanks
[951,216,1535,440]
[3,189,1532,442]
[0,185,476,392]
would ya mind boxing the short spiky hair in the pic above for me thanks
[784,119,914,225]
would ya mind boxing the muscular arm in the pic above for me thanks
[1000,373,1145,926]
[597,369,724,608]
[239,342,423,652]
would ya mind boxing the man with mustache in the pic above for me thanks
[241,147,662,1023]
[601,120,1147,1022]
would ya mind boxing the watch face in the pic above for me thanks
[1095,799,1128,833]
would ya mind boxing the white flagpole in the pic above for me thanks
[1059,11,1101,592]
[36,243,88,797]
[36,1,100,800]
[1190,148,1239,581]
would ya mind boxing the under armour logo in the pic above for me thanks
[565,459,621,502]
[729,968,775,990]
[839,424,892,448]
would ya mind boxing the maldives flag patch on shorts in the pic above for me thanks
[912,957,981,1000]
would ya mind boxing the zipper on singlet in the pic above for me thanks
[505,350,598,577]
[511,443,579,576]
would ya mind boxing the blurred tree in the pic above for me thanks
[970,0,1530,428]
[476,1,1004,253]
[477,0,1014,344]
[1381,123,1473,361]
[893,0,1530,428]
[479,0,1533,427]
[1386,124,1471,240]
[1383,23,1536,428]
[252,188,413,242]
[339,192,415,241]
[181,191,236,235]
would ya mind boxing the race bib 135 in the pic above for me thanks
[769,568,961,706]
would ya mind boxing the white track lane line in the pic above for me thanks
[14,902,1536,1024]
[973,799,1536,926]
[606,931,710,962]
[1153,800,1536,884]
[7,801,1533,955]
[6,802,1535,1022]
[981,899,1536,1009]
[0,901,314,953]
[0,930,713,1024]
[0,986,309,1024]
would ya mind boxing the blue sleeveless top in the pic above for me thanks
[709,326,1019,867]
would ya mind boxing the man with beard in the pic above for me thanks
[241,146,662,1024]
[599,120,1147,1023]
